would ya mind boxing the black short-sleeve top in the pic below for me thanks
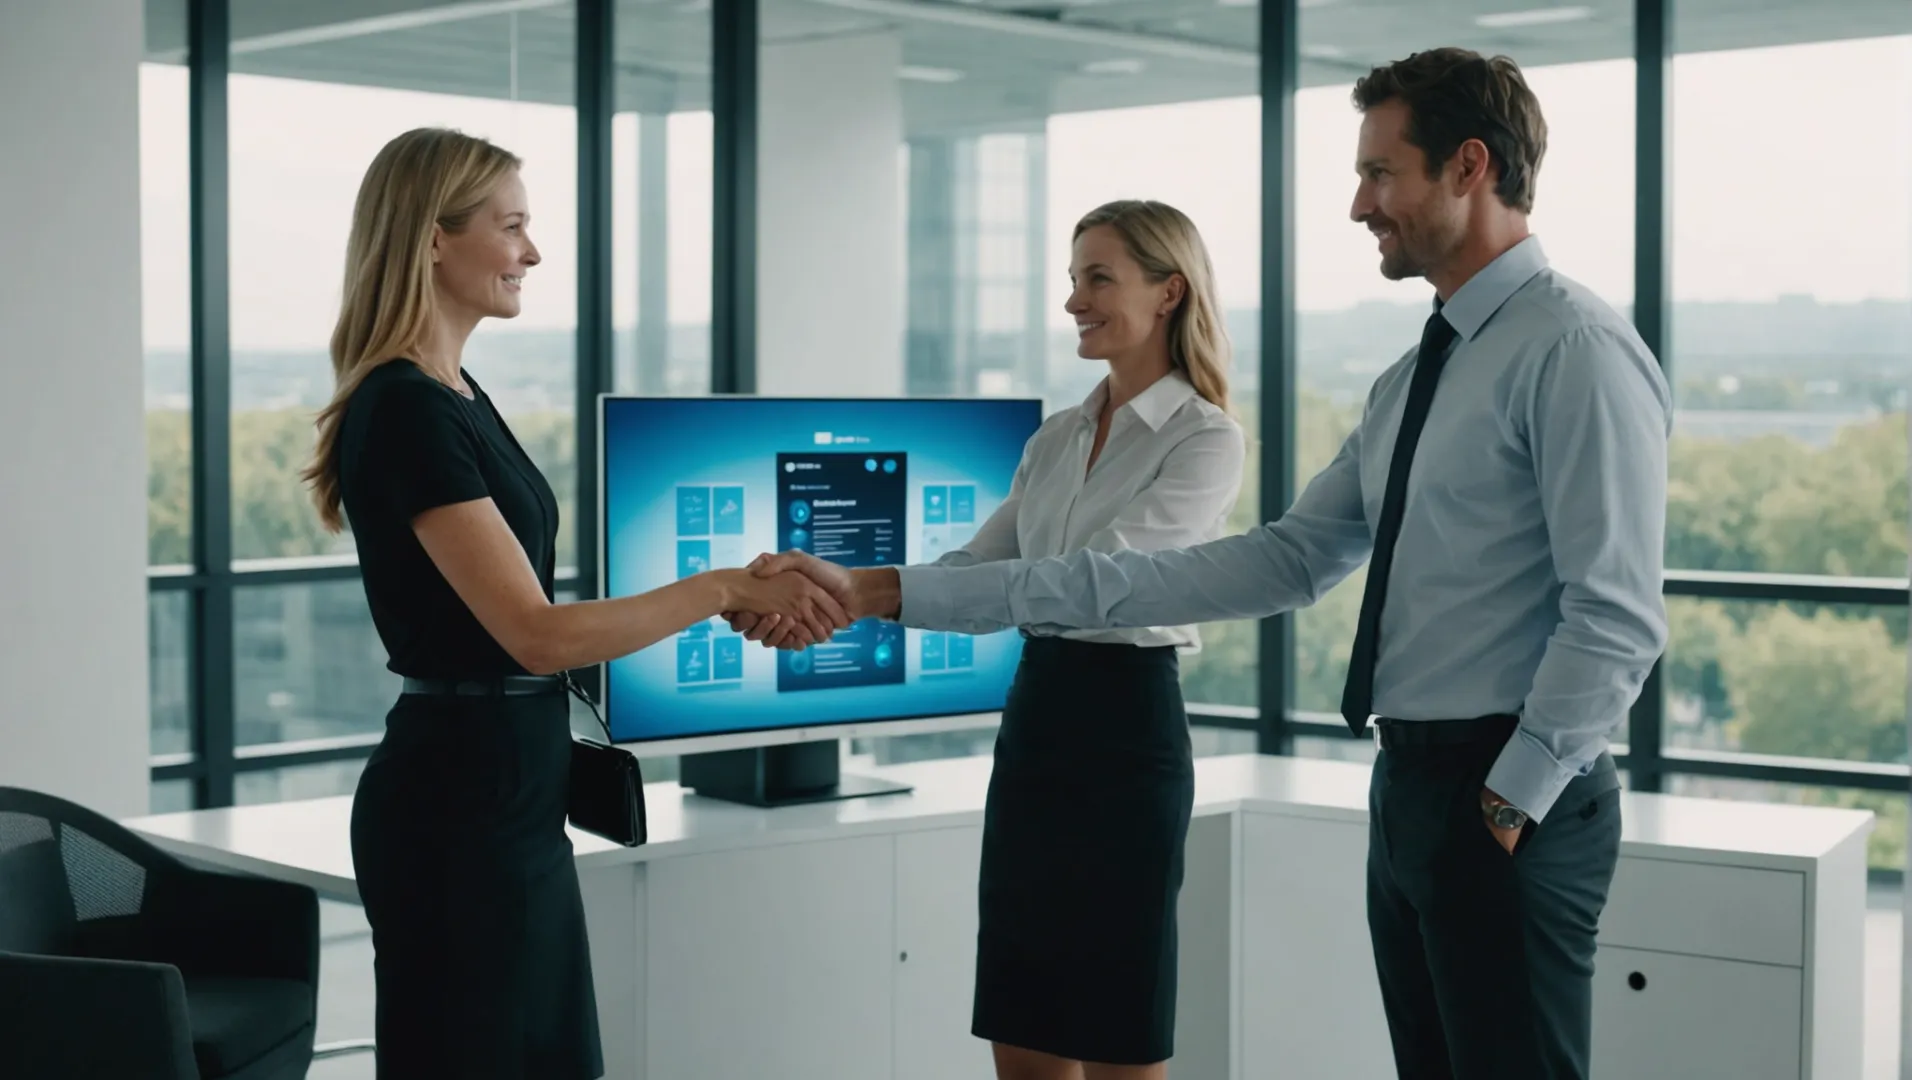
[336,360,559,679]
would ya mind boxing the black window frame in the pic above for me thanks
[150,0,1912,844]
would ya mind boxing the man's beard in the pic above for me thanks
[1378,215,1458,281]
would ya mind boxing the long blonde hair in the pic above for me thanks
[300,127,523,531]
[1072,199,1231,412]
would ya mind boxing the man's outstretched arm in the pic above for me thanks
[846,425,1376,636]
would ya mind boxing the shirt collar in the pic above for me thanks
[1077,371,1199,432]
[1438,234,1548,341]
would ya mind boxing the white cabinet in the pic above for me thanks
[1591,946,1803,1080]
[644,835,897,1080]
[1239,812,1398,1080]
[893,825,988,1080]
[126,753,1873,1080]
[1235,811,1865,1080]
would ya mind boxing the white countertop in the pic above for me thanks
[122,753,1874,904]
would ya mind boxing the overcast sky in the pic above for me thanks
[139,34,1910,352]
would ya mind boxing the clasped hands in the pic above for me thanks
[718,550,892,650]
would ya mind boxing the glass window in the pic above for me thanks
[759,1,1262,715]
[150,779,195,815]
[1667,775,1905,874]
[1664,596,1906,765]
[612,1,713,394]
[235,760,368,806]
[151,591,192,758]
[1292,15,1636,726]
[226,2,579,567]
[143,4,191,568]
[1667,23,1911,578]
[234,581,398,748]
[1292,734,1378,768]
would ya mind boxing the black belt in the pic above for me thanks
[1373,714,1518,750]
[399,675,564,698]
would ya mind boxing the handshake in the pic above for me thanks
[714,551,901,650]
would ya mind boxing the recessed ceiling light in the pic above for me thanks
[1217,0,1256,7]
[1082,57,1147,76]
[1474,5,1593,29]
[898,65,964,83]
[1302,43,1347,60]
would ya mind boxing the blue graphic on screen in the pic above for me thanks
[603,396,1042,743]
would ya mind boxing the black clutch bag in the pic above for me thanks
[560,672,647,847]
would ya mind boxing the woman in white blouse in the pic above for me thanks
[731,199,1242,1080]
[925,200,1243,1080]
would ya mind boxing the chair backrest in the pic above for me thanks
[0,788,176,957]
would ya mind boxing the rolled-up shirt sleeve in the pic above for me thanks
[897,414,1375,636]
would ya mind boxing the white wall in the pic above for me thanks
[0,0,151,817]
[757,31,905,396]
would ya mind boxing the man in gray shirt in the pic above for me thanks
[751,47,1670,1080]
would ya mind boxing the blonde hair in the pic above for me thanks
[300,127,523,531]
[1072,199,1231,413]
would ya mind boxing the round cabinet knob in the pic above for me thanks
[899,951,909,963]
[1627,971,1647,991]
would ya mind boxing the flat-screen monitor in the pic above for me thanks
[598,395,1043,764]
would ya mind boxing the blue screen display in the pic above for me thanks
[601,396,1043,743]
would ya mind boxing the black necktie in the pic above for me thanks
[1339,307,1459,735]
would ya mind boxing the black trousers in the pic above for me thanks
[1366,723,1622,1080]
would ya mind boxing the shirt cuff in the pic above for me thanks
[893,565,952,629]
[1484,727,1578,823]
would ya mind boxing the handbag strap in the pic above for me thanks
[557,670,615,744]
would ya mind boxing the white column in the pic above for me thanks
[0,0,150,817]
[756,30,905,397]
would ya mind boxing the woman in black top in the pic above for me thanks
[302,128,845,1080]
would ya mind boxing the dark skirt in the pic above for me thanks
[972,636,1195,1066]
[350,688,603,1080]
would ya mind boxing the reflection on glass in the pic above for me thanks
[234,582,399,748]
[1667,29,1911,577]
[151,591,192,757]
[1664,596,1907,765]
[1292,20,1636,716]
[224,2,579,566]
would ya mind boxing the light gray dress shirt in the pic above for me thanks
[929,370,1244,649]
[896,237,1672,822]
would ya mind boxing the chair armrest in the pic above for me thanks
[0,951,198,1079]
[146,867,320,987]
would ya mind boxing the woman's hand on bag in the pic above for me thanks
[718,568,850,649]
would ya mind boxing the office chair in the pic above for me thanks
[0,786,318,1080]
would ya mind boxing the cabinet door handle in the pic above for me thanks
[1627,971,1647,991]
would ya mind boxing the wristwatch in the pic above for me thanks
[1481,795,1529,831]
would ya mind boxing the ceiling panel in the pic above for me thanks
[153,0,1910,138]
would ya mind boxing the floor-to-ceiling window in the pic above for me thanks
[1657,12,1910,875]
[751,0,1265,766]
[1289,3,1639,760]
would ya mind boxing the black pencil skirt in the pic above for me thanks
[349,687,603,1080]
[971,635,1196,1066]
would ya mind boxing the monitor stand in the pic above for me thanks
[679,739,913,808]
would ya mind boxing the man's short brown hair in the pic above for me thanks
[1352,48,1548,213]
